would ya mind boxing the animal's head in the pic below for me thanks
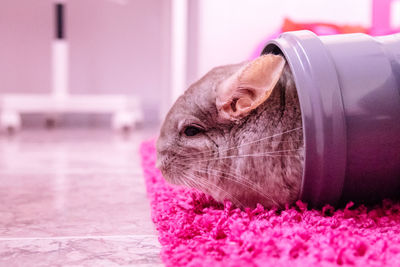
[156,54,303,208]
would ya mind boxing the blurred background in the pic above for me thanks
[0,0,396,132]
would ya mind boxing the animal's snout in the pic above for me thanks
[155,150,169,171]
[155,158,163,170]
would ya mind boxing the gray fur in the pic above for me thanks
[156,58,303,209]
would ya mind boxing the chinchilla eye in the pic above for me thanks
[184,126,203,137]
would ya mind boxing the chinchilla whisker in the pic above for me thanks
[172,146,296,207]
[175,169,199,189]
[180,175,196,188]
[181,154,298,165]
[194,167,257,189]
[180,140,303,163]
[178,127,303,159]
[184,148,303,164]
[194,171,269,208]
[216,127,303,155]
[192,167,277,205]
[179,142,303,161]
[177,172,189,186]
[178,138,302,156]
[184,171,246,208]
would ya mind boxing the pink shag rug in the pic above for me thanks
[140,140,400,266]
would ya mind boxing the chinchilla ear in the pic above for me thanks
[216,54,285,121]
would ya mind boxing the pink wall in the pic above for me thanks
[68,0,169,101]
[0,0,52,94]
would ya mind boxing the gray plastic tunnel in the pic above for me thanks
[262,30,400,207]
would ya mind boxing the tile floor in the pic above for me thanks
[0,128,162,266]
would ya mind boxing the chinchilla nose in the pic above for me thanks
[155,150,167,170]
[155,158,162,170]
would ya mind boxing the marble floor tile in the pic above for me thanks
[0,129,161,266]
[0,235,162,267]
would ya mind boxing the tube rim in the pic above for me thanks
[262,30,347,207]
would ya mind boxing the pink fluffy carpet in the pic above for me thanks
[140,140,400,266]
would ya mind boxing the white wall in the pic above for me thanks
[191,0,372,84]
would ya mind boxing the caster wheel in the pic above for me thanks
[45,117,56,129]
[112,111,136,132]
[0,111,21,133]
